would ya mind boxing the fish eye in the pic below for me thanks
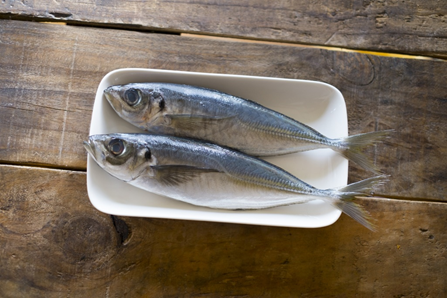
[108,138,125,156]
[124,88,141,106]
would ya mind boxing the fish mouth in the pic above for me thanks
[103,85,121,97]
[83,140,95,159]
[103,87,114,101]
[103,86,122,112]
[104,86,113,93]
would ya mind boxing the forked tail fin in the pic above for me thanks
[336,130,393,174]
[332,175,388,231]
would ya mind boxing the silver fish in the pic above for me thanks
[104,83,391,173]
[84,133,386,230]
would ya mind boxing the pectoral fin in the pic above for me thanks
[152,165,219,186]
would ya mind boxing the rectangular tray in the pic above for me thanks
[86,68,348,228]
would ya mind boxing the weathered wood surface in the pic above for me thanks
[0,6,446,295]
[1,19,446,200]
[1,0,446,57]
[1,164,446,297]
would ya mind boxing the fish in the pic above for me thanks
[83,133,387,230]
[104,82,391,173]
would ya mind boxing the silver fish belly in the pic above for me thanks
[84,133,386,230]
[104,83,390,173]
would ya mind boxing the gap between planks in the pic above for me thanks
[1,162,445,205]
[0,160,86,173]
[181,33,436,61]
[37,20,440,61]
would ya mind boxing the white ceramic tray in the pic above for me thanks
[86,68,348,228]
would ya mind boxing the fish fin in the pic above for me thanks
[334,199,376,231]
[332,175,388,231]
[334,175,389,193]
[152,165,219,186]
[164,114,236,130]
[337,130,394,174]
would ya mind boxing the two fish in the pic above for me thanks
[85,83,389,230]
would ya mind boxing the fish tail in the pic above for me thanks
[331,175,388,231]
[336,130,393,174]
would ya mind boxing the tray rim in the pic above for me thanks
[86,68,348,228]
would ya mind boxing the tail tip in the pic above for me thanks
[335,200,376,231]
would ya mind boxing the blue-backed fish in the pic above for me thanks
[84,133,386,230]
[104,83,390,173]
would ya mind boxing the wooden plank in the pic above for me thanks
[0,164,446,297]
[0,0,446,57]
[1,20,446,200]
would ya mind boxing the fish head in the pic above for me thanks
[104,84,164,130]
[84,134,155,182]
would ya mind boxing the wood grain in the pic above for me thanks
[0,0,446,57]
[1,1,446,295]
[0,164,446,297]
[1,19,446,200]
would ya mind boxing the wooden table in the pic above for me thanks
[1,1,446,297]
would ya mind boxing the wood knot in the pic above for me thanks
[53,216,113,263]
[324,51,376,86]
